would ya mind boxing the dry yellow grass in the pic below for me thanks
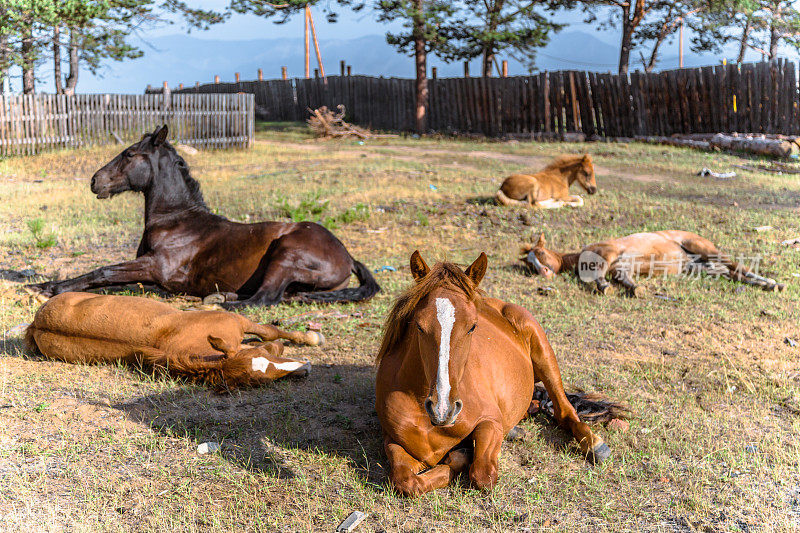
[1,124,799,531]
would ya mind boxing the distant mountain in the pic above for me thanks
[73,31,757,94]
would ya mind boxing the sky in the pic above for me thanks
[1,1,780,94]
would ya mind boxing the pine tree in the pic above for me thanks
[446,0,563,76]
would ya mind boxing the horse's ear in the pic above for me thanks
[410,250,430,282]
[536,233,546,248]
[464,252,488,286]
[152,125,169,146]
[208,335,236,356]
[583,153,592,163]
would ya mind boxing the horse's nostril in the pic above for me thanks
[90,176,96,188]
[452,400,463,416]
[424,399,434,417]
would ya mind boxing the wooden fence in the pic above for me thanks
[156,59,800,138]
[0,93,255,156]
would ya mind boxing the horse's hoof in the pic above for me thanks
[505,426,526,442]
[305,331,325,346]
[598,285,614,296]
[588,442,612,464]
[203,292,226,305]
[777,283,787,292]
[289,362,311,378]
[632,286,647,298]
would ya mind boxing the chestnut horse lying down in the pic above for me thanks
[28,125,379,308]
[25,293,324,390]
[522,231,786,296]
[375,251,626,496]
[496,154,597,209]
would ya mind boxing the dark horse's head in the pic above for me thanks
[90,125,190,199]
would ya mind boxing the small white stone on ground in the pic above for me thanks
[336,511,367,532]
[197,441,221,454]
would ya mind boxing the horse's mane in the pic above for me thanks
[543,154,591,171]
[376,262,484,365]
[176,160,207,208]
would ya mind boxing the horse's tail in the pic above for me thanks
[298,259,381,304]
[534,384,630,423]
[24,324,38,353]
[496,189,527,207]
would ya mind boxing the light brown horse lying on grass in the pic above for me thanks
[522,231,786,296]
[375,251,626,496]
[496,154,597,209]
[25,293,324,390]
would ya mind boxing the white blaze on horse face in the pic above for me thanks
[251,357,305,373]
[435,297,456,419]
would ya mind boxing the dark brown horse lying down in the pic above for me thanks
[25,293,324,390]
[375,251,626,496]
[28,125,380,308]
[522,231,785,295]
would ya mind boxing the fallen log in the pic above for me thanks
[710,133,798,158]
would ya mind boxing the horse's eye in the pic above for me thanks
[416,324,424,333]
[467,323,477,334]
[123,149,134,158]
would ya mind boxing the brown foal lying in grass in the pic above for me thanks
[25,293,324,390]
[496,154,597,209]
[522,231,786,296]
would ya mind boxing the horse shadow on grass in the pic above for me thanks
[465,195,497,206]
[110,362,388,485]
[107,359,587,489]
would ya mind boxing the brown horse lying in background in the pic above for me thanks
[28,125,379,308]
[375,251,626,496]
[522,231,786,296]
[25,293,324,390]
[496,154,597,209]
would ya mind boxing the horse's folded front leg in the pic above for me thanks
[26,256,158,296]
[384,438,458,497]
[469,420,503,491]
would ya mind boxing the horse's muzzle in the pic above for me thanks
[587,186,598,195]
[425,398,463,426]
[90,172,112,199]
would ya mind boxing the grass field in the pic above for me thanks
[1,124,799,532]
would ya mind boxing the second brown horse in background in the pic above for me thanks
[375,251,626,496]
[496,154,597,209]
[522,231,786,296]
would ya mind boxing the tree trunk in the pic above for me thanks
[482,49,495,78]
[619,18,634,75]
[64,28,79,96]
[0,32,7,89]
[768,18,780,60]
[412,0,427,134]
[737,17,752,63]
[53,26,63,94]
[482,0,503,77]
[21,23,35,94]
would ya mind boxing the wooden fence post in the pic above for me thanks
[502,61,508,77]
[347,65,352,76]
[341,60,346,76]
[214,75,220,84]
[235,72,240,82]
[314,68,319,78]
[281,67,288,80]
[258,69,263,81]
[464,62,470,78]
[432,67,437,79]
